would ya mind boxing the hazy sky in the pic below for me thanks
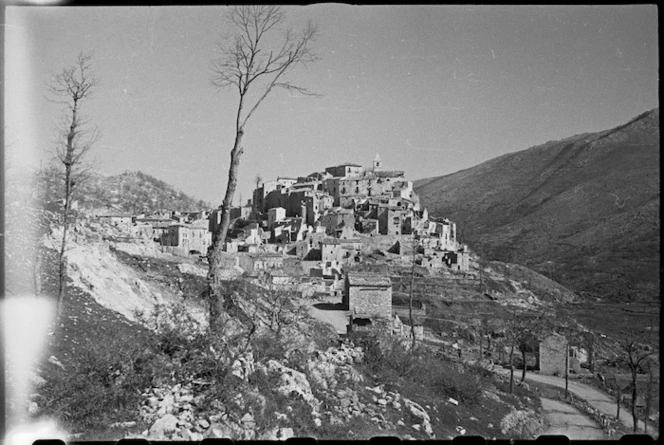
[5,5,659,206]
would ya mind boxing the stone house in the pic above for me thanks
[321,238,362,265]
[272,217,306,244]
[343,272,392,319]
[377,205,405,236]
[243,223,262,244]
[539,333,582,376]
[357,218,379,235]
[230,202,253,220]
[253,177,296,214]
[319,208,356,236]
[421,254,444,270]
[324,162,363,178]
[238,253,284,275]
[445,248,470,272]
[162,223,212,255]
[134,217,173,242]
[131,222,153,239]
[268,207,287,229]
[428,218,458,251]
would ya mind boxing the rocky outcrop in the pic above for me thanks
[500,407,545,439]
[403,397,435,438]
[266,360,317,406]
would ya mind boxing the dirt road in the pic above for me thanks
[523,373,655,435]
[306,298,349,334]
[540,397,605,439]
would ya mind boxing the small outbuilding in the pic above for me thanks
[343,272,392,319]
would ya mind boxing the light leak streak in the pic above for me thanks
[2,296,69,445]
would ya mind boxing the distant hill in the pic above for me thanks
[36,169,211,215]
[414,109,660,302]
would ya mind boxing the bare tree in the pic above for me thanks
[641,355,658,434]
[48,52,99,320]
[617,325,657,433]
[207,6,319,330]
[503,308,549,393]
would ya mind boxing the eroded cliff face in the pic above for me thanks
[42,221,208,328]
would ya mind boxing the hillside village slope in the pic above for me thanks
[5,153,657,441]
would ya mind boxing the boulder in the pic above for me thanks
[403,398,435,439]
[267,359,315,405]
[148,414,179,439]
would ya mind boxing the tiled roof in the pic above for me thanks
[346,272,392,287]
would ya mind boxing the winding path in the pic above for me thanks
[523,373,655,436]
[540,397,605,439]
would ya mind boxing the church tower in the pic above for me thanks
[373,153,382,170]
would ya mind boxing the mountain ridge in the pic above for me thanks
[35,168,212,215]
[414,108,660,302]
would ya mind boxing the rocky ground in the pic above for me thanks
[5,210,626,442]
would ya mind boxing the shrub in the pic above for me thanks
[39,335,154,431]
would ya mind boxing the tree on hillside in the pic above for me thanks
[617,320,658,433]
[641,355,658,434]
[207,6,319,330]
[48,52,99,320]
[503,308,550,393]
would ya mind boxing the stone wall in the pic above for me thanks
[347,285,392,318]
[539,334,581,375]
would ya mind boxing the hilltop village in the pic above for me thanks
[97,155,470,335]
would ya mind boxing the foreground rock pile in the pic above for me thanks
[134,341,440,440]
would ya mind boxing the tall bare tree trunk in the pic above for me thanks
[565,342,570,399]
[630,369,638,433]
[56,100,78,320]
[520,348,527,382]
[208,129,244,330]
[509,344,515,393]
[48,52,98,324]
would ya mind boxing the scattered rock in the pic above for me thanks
[267,359,316,405]
[148,413,179,439]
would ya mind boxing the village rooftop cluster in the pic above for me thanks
[98,156,471,334]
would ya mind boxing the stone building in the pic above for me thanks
[238,253,284,275]
[377,205,405,236]
[268,207,287,229]
[343,272,392,319]
[243,223,264,246]
[272,217,306,244]
[253,177,297,214]
[321,238,362,265]
[162,223,212,255]
[539,333,581,375]
[318,208,356,236]
[324,162,363,178]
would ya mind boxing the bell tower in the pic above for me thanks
[373,153,382,170]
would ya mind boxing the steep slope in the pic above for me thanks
[414,109,660,302]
